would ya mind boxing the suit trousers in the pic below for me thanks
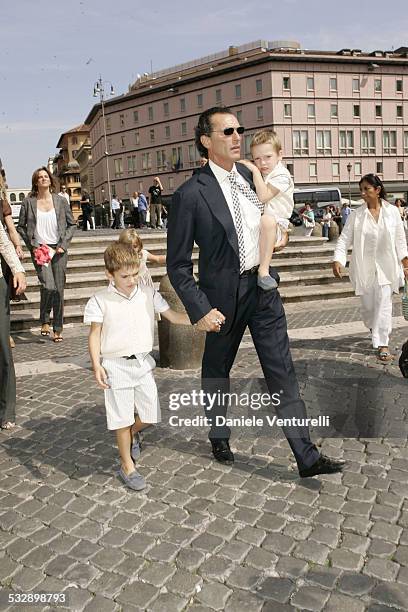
[32,249,68,332]
[0,276,16,424]
[201,273,319,470]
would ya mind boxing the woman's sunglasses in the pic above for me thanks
[211,127,245,136]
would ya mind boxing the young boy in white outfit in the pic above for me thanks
[84,242,189,490]
[240,129,294,290]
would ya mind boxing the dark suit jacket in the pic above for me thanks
[17,194,76,252]
[167,162,270,334]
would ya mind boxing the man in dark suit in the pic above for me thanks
[167,107,344,478]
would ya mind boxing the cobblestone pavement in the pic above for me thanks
[1,302,408,611]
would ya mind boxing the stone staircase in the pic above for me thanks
[10,230,352,331]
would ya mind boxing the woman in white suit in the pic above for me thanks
[333,174,408,362]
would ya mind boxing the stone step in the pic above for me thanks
[22,267,350,295]
[10,279,354,328]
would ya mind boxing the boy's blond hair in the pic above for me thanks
[118,228,143,253]
[104,242,140,274]
[250,129,282,154]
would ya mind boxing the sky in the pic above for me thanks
[1,0,407,186]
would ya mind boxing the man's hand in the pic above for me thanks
[238,159,258,173]
[93,364,110,389]
[13,272,26,295]
[332,261,343,279]
[195,308,226,332]
[56,247,65,254]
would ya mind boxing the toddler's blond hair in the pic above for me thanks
[250,129,282,154]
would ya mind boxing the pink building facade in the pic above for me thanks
[85,41,408,202]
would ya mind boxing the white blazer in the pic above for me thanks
[333,200,408,295]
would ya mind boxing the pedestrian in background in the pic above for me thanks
[301,203,315,237]
[340,203,351,233]
[0,222,26,430]
[18,166,76,342]
[148,177,164,228]
[111,196,121,229]
[80,193,93,231]
[138,192,148,228]
[333,174,408,362]
[321,206,332,239]
[58,185,71,209]
[131,191,140,228]
[119,198,125,229]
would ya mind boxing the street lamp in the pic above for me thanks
[93,76,115,221]
[346,162,352,206]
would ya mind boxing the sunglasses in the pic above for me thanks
[212,127,245,136]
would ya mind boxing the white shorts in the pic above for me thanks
[262,209,289,243]
[102,355,161,430]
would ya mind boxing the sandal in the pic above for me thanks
[1,422,16,430]
[53,335,63,343]
[377,349,394,363]
[40,325,50,337]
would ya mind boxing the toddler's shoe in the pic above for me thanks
[257,275,278,291]
[117,467,146,490]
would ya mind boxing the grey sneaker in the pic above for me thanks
[131,432,142,461]
[257,275,278,291]
[117,468,146,490]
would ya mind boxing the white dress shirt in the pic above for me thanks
[209,159,261,270]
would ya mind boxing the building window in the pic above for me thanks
[243,134,253,158]
[309,162,317,177]
[165,125,171,139]
[180,98,186,112]
[150,129,155,142]
[374,79,382,93]
[354,161,362,175]
[236,110,242,124]
[383,130,397,154]
[169,176,174,189]
[397,105,403,118]
[257,106,264,121]
[133,110,139,123]
[361,130,376,154]
[106,117,111,130]
[283,76,290,90]
[134,132,140,145]
[163,102,169,116]
[286,162,294,176]
[72,150,78,158]
[235,84,241,98]
[120,136,125,148]
[352,78,360,92]
[141,152,152,171]
[332,162,340,176]
[124,182,129,195]
[256,79,263,94]
[353,104,360,118]
[181,122,187,136]
[404,131,408,153]
[171,146,183,170]
[188,144,199,166]
[107,137,112,153]
[283,103,291,118]
[114,158,123,178]
[329,77,337,91]
[197,93,203,107]
[316,130,332,155]
[215,89,222,103]
[148,106,153,121]
[293,130,309,155]
[375,105,382,118]
[398,161,404,173]
[138,181,143,191]
[376,161,383,174]
[156,150,166,170]
[119,114,125,127]
[339,130,354,154]
[330,104,338,118]
[307,76,314,91]
[72,136,78,145]
[307,104,315,118]
[396,79,403,92]
[127,155,137,173]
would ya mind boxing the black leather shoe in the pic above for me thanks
[210,439,234,465]
[299,454,345,478]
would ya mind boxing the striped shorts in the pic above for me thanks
[102,355,161,430]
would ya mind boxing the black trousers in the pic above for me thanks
[132,209,140,228]
[0,276,16,424]
[201,272,319,470]
[111,210,121,229]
